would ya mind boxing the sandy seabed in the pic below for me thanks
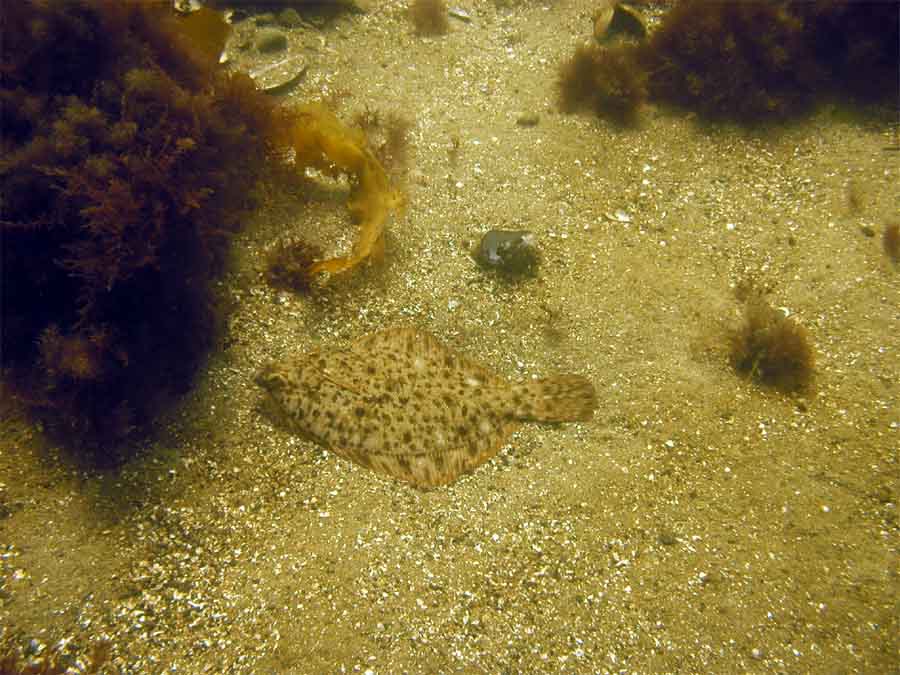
[2,2,897,673]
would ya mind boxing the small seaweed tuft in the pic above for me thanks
[558,42,647,125]
[558,43,601,113]
[354,106,414,177]
[728,283,815,393]
[264,237,323,294]
[409,0,449,36]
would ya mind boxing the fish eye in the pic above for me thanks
[254,365,287,392]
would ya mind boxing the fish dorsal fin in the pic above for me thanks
[351,326,440,361]
[351,327,504,386]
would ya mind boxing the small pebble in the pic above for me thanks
[657,531,677,546]
[474,230,540,277]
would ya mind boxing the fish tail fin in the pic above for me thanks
[515,375,597,423]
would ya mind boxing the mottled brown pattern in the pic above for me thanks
[256,327,597,487]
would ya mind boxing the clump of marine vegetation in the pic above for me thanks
[262,106,413,294]
[352,106,414,182]
[264,237,323,294]
[559,0,899,124]
[1,1,401,459]
[728,282,815,393]
[409,0,450,36]
[0,1,282,455]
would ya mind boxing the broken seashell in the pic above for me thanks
[248,56,308,94]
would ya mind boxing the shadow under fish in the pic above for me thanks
[256,327,597,488]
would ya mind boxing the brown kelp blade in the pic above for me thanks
[286,104,404,277]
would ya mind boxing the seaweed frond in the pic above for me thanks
[286,104,404,278]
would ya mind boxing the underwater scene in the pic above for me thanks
[1,1,897,673]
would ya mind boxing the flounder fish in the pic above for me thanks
[256,327,597,488]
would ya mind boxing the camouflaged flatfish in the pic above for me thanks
[256,327,597,488]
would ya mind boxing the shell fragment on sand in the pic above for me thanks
[249,56,307,94]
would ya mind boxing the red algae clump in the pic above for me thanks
[558,0,899,124]
[728,285,815,394]
[0,1,287,456]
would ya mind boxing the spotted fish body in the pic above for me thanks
[256,327,597,488]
